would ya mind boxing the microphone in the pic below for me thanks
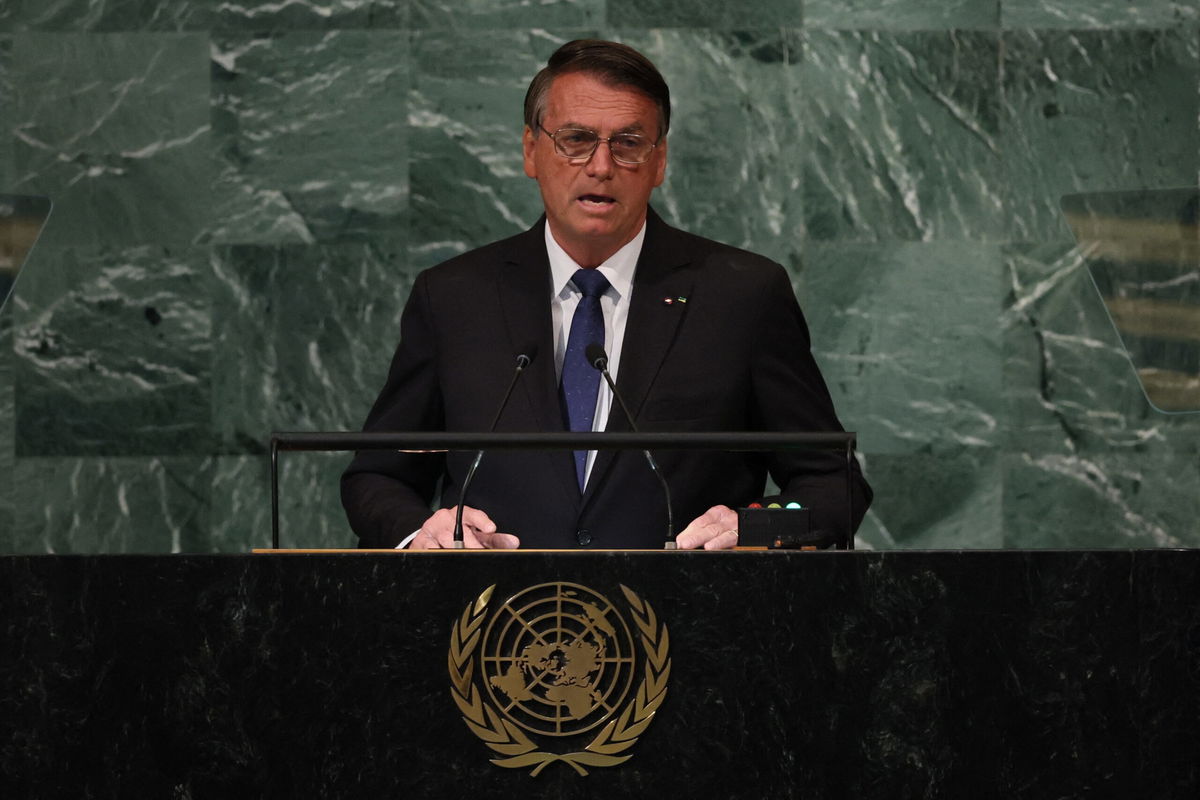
[585,343,676,549]
[452,345,537,548]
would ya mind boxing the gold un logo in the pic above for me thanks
[448,582,671,776]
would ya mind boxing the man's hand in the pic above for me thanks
[674,505,739,550]
[409,506,520,550]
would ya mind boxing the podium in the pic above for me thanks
[2,549,1197,798]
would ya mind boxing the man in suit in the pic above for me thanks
[342,39,871,550]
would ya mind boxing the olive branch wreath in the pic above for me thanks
[448,583,671,777]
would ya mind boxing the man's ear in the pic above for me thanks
[652,136,667,187]
[522,126,538,179]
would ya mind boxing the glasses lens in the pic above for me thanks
[609,133,653,163]
[554,129,599,159]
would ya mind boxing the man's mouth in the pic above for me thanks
[578,194,616,206]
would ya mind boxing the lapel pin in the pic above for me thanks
[662,296,688,306]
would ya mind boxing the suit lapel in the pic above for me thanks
[584,209,694,505]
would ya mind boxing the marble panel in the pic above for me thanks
[0,37,12,191]
[279,453,357,549]
[410,0,602,29]
[0,0,213,32]
[209,455,270,551]
[854,449,1002,549]
[803,241,1004,455]
[408,30,571,267]
[802,30,1004,242]
[806,0,1000,30]
[9,33,212,247]
[606,0,801,28]
[0,37,15,541]
[213,0,406,30]
[1002,242,1200,454]
[207,31,409,246]
[1002,0,1199,29]
[1001,448,1200,547]
[619,30,804,267]
[211,453,358,551]
[1000,29,1200,242]
[10,456,213,553]
[210,242,410,455]
[1002,240,1200,549]
[11,244,212,457]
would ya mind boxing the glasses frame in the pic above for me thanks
[537,124,660,165]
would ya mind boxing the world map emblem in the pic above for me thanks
[448,582,671,776]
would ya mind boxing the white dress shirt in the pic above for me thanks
[546,220,645,487]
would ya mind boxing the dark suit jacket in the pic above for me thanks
[341,209,871,549]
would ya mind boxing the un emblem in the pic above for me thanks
[448,582,671,776]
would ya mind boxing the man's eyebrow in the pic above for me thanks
[555,121,649,134]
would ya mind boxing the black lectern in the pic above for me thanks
[2,549,1197,798]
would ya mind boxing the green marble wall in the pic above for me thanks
[1,0,1197,552]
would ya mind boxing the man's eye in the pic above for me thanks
[612,135,644,150]
[560,131,595,145]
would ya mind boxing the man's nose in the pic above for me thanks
[584,140,616,179]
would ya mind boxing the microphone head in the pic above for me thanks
[515,343,538,369]
[585,342,608,371]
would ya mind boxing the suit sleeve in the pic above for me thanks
[340,272,446,548]
[748,263,872,540]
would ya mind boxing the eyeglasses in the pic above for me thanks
[538,125,659,165]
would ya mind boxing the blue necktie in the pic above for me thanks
[561,268,611,491]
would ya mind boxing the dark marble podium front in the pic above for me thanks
[2,550,1197,799]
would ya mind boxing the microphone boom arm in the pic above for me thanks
[589,345,676,549]
[453,350,534,548]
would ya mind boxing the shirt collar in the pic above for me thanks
[546,220,646,301]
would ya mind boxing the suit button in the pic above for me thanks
[576,529,592,546]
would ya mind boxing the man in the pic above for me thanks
[342,39,871,550]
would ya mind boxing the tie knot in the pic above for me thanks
[571,268,610,299]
